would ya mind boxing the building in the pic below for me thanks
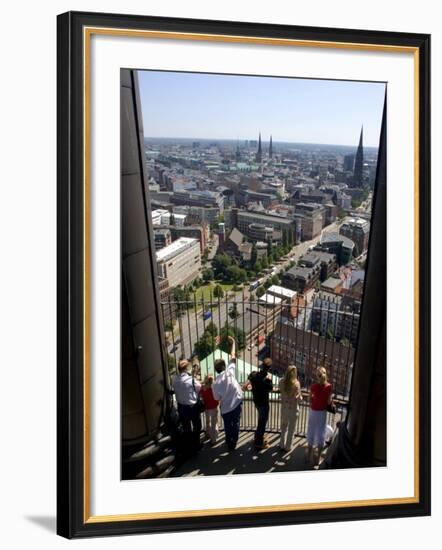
[338,192,352,210]
[270,321,354,397]
[352,126,364,188]
[256,132,262,163]
[324,202,338,225]
[239,189,275,208]
[158,276,176,324]
[340,217,370,256]
[320,276,344,294]
[153,228,172,250]
[295,203,325,240]
[151,208,187,227]
[173,204,221,225]
[156,237,201,288]
[221,227,252,262]
[343,153,355,172]
[170,189,224,212]
[311,291,361,347]
[151,208,170,226]
[230,208,300,243]
[167,225,208,253]
[247,223,279,242]
[317,232,355,266]
[266,285,298,316]
[282,262,321,293]
[300,250,337,281]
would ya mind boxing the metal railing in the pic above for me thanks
[161,294,357,401]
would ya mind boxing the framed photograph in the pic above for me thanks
[57,11,431,538]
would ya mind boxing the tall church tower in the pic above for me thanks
[235,140,241,162]
[256,132,262,163]
[269,135,273,159]
[353,126,364,188]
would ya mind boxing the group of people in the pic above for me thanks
[171,336,333,467]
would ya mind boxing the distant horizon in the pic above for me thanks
[143,135,379,150]
[138,70,385,148]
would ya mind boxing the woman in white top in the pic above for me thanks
[278,365,302,452]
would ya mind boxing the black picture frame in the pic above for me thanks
[57,10,431,539]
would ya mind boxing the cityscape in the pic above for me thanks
[148,130,375,396]
[123,70,385,479]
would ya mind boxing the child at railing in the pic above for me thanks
[200,375,219,445]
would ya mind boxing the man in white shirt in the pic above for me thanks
[171,359,202,453]
[212,336,243,451]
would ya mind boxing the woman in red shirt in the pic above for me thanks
[200,375,220,445]
[306,367,333,467]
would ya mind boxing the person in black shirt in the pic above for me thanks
[244,358,273,449]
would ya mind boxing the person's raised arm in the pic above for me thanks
[228,335,236,360]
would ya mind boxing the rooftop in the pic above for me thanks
[320,232,355,249]
[267,285,297,299]
[321,277,343,290]
[258,293,283,306]
[156,237,199,262]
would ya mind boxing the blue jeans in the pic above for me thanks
[222,402,242,450]
[254,403,270,446]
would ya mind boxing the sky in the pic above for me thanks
[137,70,386,148]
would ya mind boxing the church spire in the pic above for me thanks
[353,125,364,188]
[269,135,273,159]
[256,132,262,163]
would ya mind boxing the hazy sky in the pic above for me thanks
[138,70,386,147]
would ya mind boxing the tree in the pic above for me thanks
[264,279,272,289]
[204,321,218,337]
[256,286,265,298]
[267,238,273,259]
[261,256,269,269]
[228,303,240,320]
[202,268,214,282]
[213,284,224,299]
[202,249,209,264]
[271,274,280,286]
[254,259,263,274]
[250,242,258,269]
[212,254,232,279]
[172,286,191,311]
[219,324,246,353]
[193,322,218,360]
[169,213,176,226]
[225,265,247,284]
[194,333,215,360]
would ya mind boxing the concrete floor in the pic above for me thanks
[171,431,320,477]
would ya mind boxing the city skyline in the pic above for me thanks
[138,70,386,147]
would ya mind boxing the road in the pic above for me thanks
[166,220,342,361]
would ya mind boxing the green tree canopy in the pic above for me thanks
[219,324,246,353]
[212,254,233,279]
[213,284,224,299]
[202,268,214,282]
[256,286,265,298]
